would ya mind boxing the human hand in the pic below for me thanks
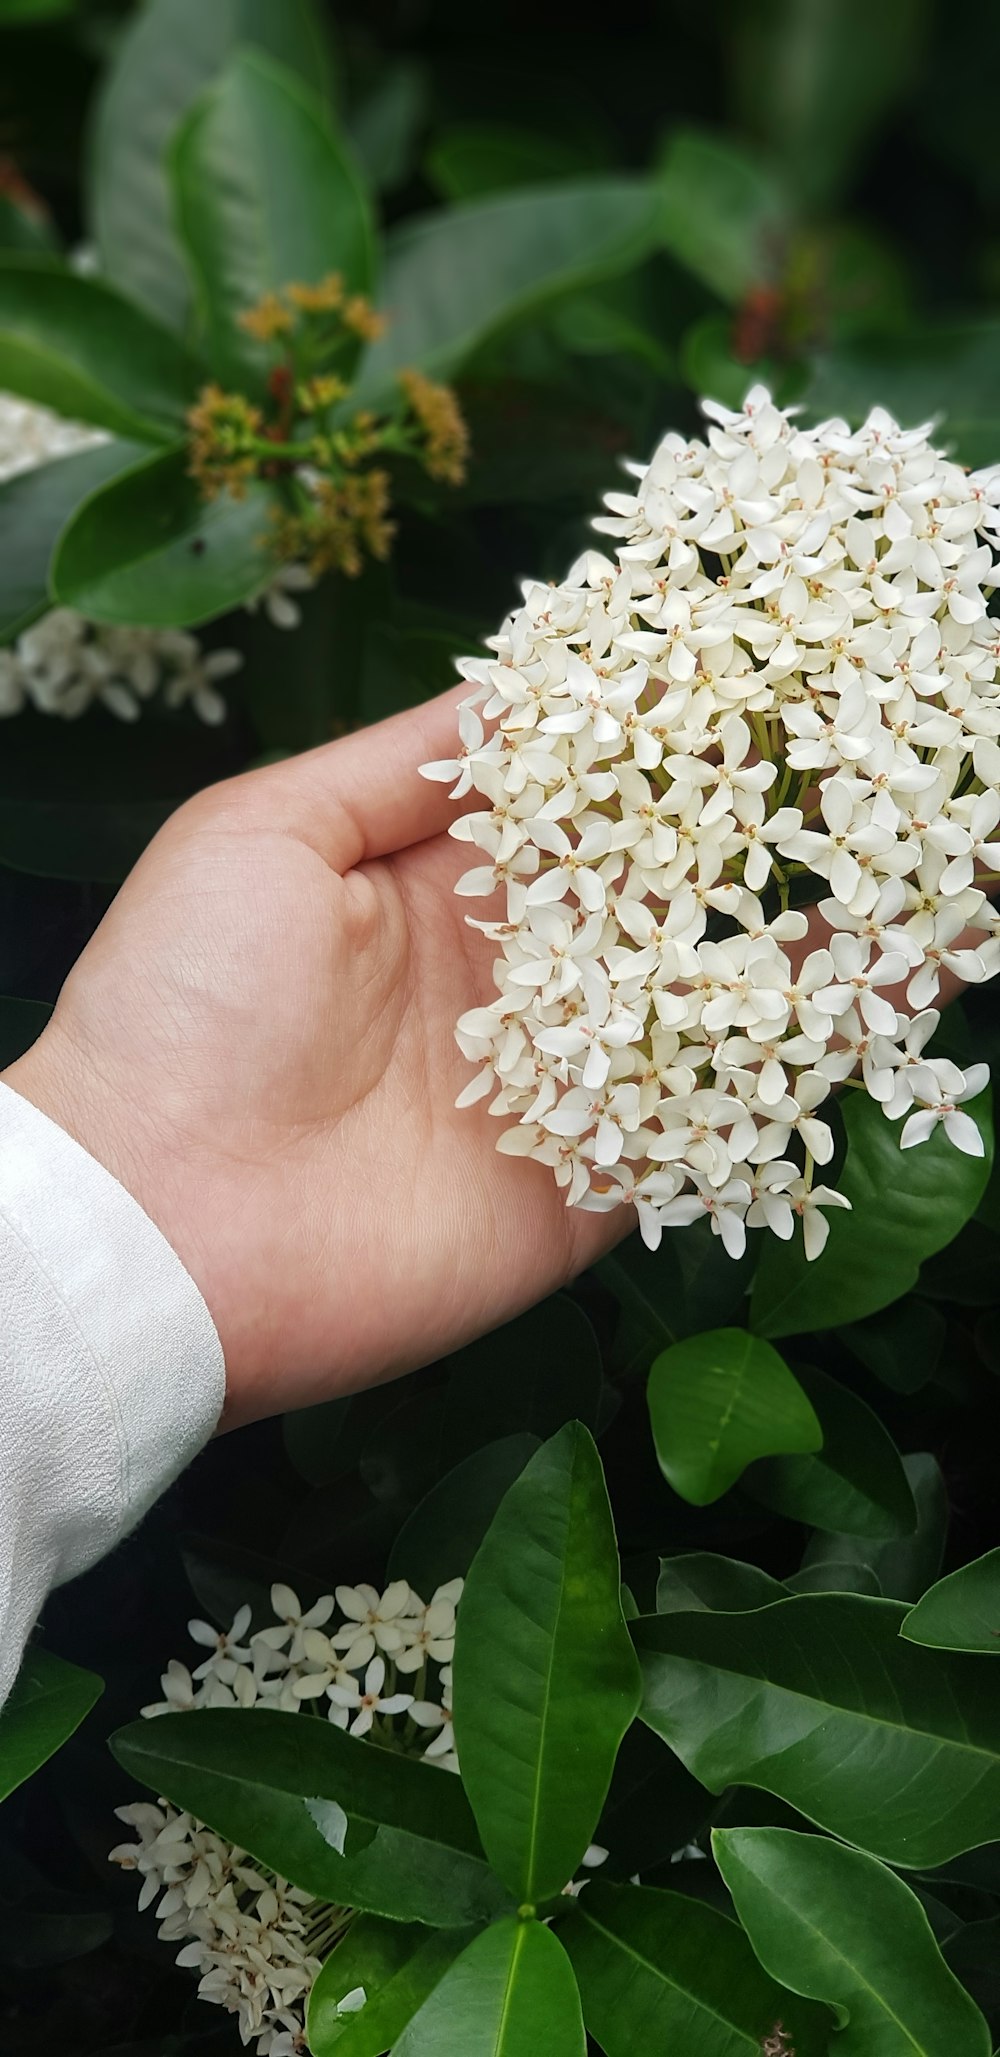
[3,687,628,1429]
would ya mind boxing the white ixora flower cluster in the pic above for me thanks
[425,387,1000,1260]
[0,393,314,723]
[111,1577,461,2055]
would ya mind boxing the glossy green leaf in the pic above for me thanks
[745,1362,917,1537]
[0,1650,103,1803]
[715,1827,992,2055]
[387,1436,539,1594]
[440,1294,603,1467]
[801,1452,947,1604]
[171,52,374,390]
[393,1917,585,2057]
[427,123,600,201]
[647,1328,821,1507]
[89,0,335,329]
[902,1549,1000,1654]
[51,446,281,629]
[636,1591,1000,1867]
[348,61,427,193]
[354,178,661,400]
[658,128,791,302]
[943,1918,1000,2029]
[452,1424,641,1905]
[563,1878,830,2056]
[0,439,151,644]
[0,262,201,439]
[307,1916,469,2057]
[751,1086,993,1337]
[840,1298,946,1393]
[111,1709,507,1927]
[656,1554,786,1615]
[785,1560,882,1596]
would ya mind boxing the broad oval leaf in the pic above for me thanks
[0,438,150,643]
[440,1294,603,1467]
[658,128,791,303]
[785,1560,882,1596]
[647,1328,821,1506]
[387,1436,540,1594]
[656,1554,787,1615]
[562,1878,831,2056]
[751,1084,993,1338]
[901,1548,1000,1655]
[171,51,374,390]
[307,1916,470,2057]
[714,1827,992,2056]
[111,1709,508,1928]
[745,1362,917,1538]
[452,1423,641,1906]
[354,178,661,400]
[0,1649,103,1803]
[0,261,202,439]
[801,1451,947,1604]
[635,1592,1000,1867]
[88,0,336,330]
[393,1916,585,2057]
[51,447,282,629]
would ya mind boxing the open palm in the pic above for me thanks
[6,686,627,1427]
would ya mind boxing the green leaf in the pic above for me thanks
[714,1827,992,2055]
[171,51,374,390]
[307,1916,469,2057]
[785,1560,882,1597]
[354,178,661,401]
[387,1436,540,1594]
[0,262,202,439]
[807,324,1000,470]
[647,1328,822,1507]
[427,123,601,201]
[348,61,427,194]
[636,1591,1000,1867]
[393,1917,585,2057]
[0,797,177,884]
[902,1549,1000,1655]
[658,128,791,303]
[89,0,336,330]
[440,1294,603,1467]
[111,1709,508,1927]
[656,1554,787,1615]
[943,1918,1000,2030]
[0,437,150,643]
[51,446,281,629]
[729,0,927,214]
[0,1650,103,1803]
[452,1424,641,1905]
[745,1362,917,1538]
[840,1298,946,1394]
[801,1452,947,1604]
[562,1878,830,2056]
[751,1085,993,1337]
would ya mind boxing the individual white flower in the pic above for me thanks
[425,386,1000,1257]
[248,562,316,630]
[899,1063,990,1155]
[327,1654,414,1737]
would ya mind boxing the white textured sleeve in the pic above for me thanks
[0,1080,226,1703]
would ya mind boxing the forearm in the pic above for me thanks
[0,1079,225,1704]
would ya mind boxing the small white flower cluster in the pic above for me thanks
[426,388,1000,1259]
[111,1577,461,2055]
[0,394,315,724]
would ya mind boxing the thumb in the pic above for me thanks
[233,679,473,872]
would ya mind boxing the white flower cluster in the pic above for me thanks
[0,394,314,723]
[111,1576,461,2054]
[426,388,1000,1259]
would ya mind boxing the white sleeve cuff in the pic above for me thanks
[0,1080,226,1699]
